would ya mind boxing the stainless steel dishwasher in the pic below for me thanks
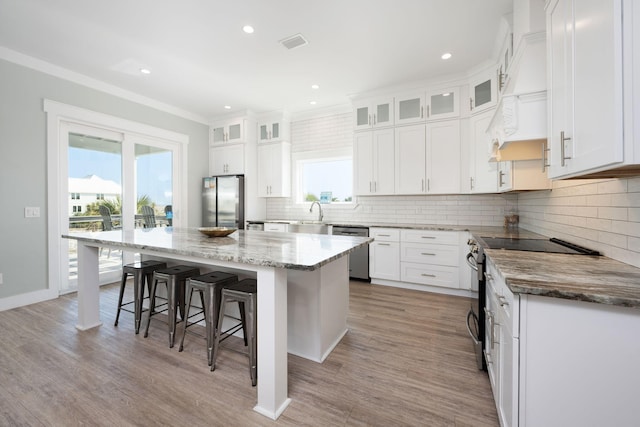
[332,226,370,281]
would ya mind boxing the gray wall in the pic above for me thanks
[0,58,209,299]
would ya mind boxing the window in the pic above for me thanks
[71,193,80,200]
[72,205,82,213]
[96,193,105,200]
[294,149,352,203]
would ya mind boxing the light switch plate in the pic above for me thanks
[25,207,41,218]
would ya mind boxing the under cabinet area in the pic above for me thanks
[497,159,550,192]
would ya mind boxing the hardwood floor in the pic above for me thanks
[0,281,498,426]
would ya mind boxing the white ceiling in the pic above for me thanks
[0,0,512,121]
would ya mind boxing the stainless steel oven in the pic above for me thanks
[465,236,600,371]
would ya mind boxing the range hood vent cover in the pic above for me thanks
[280,33,309,50]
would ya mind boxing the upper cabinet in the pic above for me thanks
[468,109,498,193]
[257,112,290,143]
[469,67,498,114]
[257,142,291,197]
[211,117,246,144]
[354,97,394,131]
[395,91,426,125]
[354,129,395,195]
[209,143,244,176]
[426,87,460,120]
[546,0,640,179]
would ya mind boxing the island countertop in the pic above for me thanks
[484,248,640,308]
[63,227,372,271]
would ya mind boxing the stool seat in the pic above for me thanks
[213,278,258,386]
[178,271,239,368]
[144,265,200,348]
[115,260,167,334]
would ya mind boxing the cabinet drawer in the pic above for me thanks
[400,242,459,266]
[264,223,287,232]
[401,263,459,289]
[401,229,459,245]
[370,228,400,242]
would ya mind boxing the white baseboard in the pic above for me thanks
[370,278,476,298]
[0,288,58,311]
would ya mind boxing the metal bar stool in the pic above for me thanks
[212,278,257,386]
[144,265,200,348]
[178,271,239,367]
[115,260,167,334]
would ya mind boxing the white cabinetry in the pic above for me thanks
[546,0,640,178]
[369,228,400,281]
[395,121,461,194]
[469,67,498,113]
[395,91,426,125]
[468,109,498,193]
[497,159,550,192]
[400,230,460,289]
[258,113,290,143]
[354,129,395,195]
[264,222,287,232]
[354,97,394,130]
[211,117,246,144]
[209,143,244,175]
[257,142,291,197]
[426,87,460,120]
[485,255,640,427]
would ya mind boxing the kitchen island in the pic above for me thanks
[62,227,372,420]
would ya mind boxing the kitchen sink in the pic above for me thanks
[287,223,329,235]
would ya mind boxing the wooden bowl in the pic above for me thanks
[197,227,237,237]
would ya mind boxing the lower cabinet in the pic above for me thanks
[263,222,287,232]
[370,228,469,295]
[485,256,640,427]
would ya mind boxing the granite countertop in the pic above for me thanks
[63,227,372,271]
[484,249,640,308]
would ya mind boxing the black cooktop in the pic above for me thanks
[480,237,601,255]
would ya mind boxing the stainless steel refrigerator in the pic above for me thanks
[202,175,245,229]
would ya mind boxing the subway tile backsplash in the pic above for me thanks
[519,177,640,268]
[267,112,640,268]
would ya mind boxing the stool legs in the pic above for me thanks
[115,269,155,334]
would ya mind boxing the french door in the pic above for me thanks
[46,100,187,296]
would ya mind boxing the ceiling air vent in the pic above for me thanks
[279,33,309,50]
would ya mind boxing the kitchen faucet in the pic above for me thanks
[309,201,323,222]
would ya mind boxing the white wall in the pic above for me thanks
[266,112,517,226]
[519,178,640,268]
[0,58,209,301]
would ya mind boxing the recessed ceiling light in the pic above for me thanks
[242,25,254,34]
[443,92,450,97]
[140,68,151,74]
[441,52,452,60]
[310,101,317,105]
[311,84,319,90]
[224,105,231,110]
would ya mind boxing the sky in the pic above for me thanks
[69,147,173,206]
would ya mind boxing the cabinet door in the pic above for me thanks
[498,161,512,192]
[354,98,394,130]
[426,87,460,120]
[354,132,375,195]
[547,0,623,178]
[226,119,244,143]
[258,121,283,142]
[212,126,226,144]
[498,312,517,427]
[373,129,395,194]
[395,124,426,194]
[469,110,498,193]
[258,143,291,197]
[209,144,244,176]
[469,69,497,113]
[426,119,461,194]
[395,92,426,125]
[369,241,400,281]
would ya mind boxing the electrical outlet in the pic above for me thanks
[25,207,41,218]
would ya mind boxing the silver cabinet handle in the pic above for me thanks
[421,273,436,277]
[542,140,550,172]
[421,179,424,192]
[427,178,430,191]
[499,170,505,187]
[561,131,572,167]
[373,113,377,125]
[470,177,474,191]
[421,236,436,239]
[420,252,436,256]
[426,105,430,118]
[420,106,424,118]
[368,114,371,126]
[469,98,474,111]
[378,234,391,237]
[378,243,391,246]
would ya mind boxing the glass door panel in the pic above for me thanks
[66,132,123,293]
[135,144,173,228]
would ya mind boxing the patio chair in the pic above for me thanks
[141,205,157,228]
